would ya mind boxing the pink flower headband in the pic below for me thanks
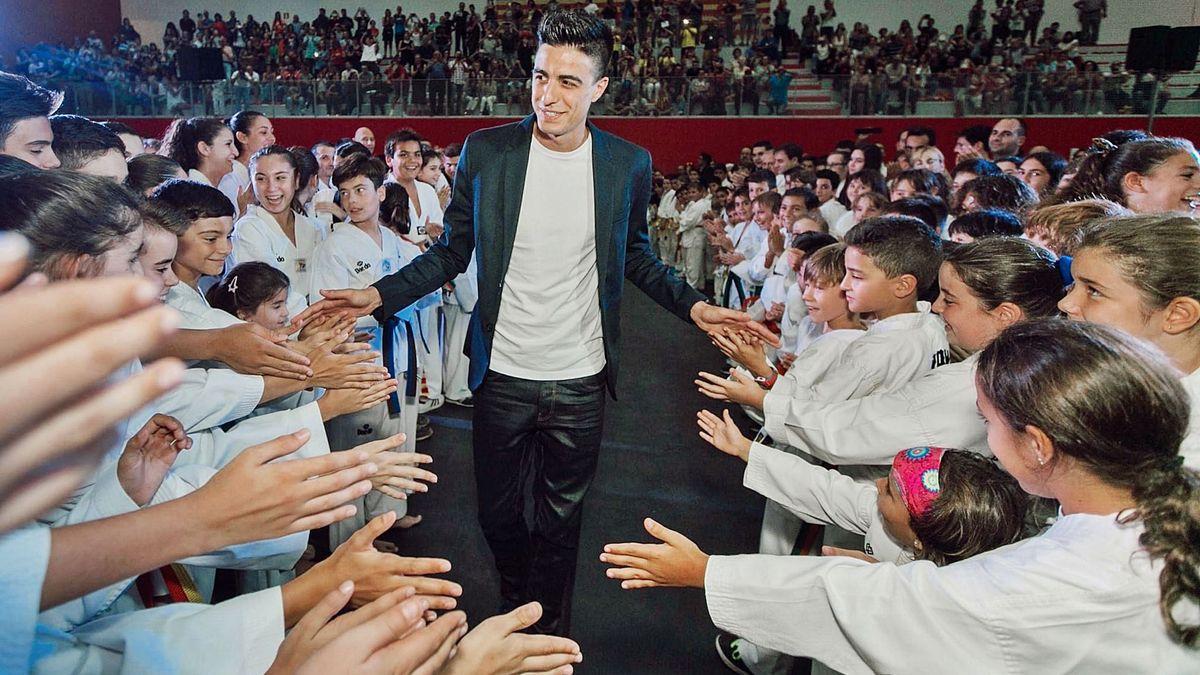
[891,446,946,518]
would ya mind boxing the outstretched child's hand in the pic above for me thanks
[601,518,709,590]
[695,369,767,409]
[709,330,771,377]
[696,409,752,462]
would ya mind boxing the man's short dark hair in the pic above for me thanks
[536,9,613,79]
[783,186,820,210]
[884,195,949,234]
[383,128,425,159]
[99,120,139,137]
[149,179,236,221]
[443,142,463,158]
[747,169,775,186]
[906,125,937,146]
[333,153,388,189]
[776,142,803,161]
[952,158,1002,178]
[947,208,1024,240]
[957,124,991,149]
[335,140,371,161]
[751,139,773,152]
[844,215,943,295]
[311,140,336,153]
[0,72,63,147]
[814,169,840,189]
[50,115,126,169]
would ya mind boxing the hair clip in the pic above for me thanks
[228,275,239,296]
[1089,138,1118,155]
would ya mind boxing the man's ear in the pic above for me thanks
[591,76,609,102]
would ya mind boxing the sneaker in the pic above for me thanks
[415,424,434,442]
[714,633,754,675]
[447,396,474,408]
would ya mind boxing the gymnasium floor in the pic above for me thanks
[385,286,768,673]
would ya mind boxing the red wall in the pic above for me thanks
[118,116,1200,172]
[0,0,122,61]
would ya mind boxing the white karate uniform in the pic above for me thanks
[705,513,1200,674]
[400,235,445,411]
[776,302,949,408]
[443,255,479,402]
[744,443,910,564]
[165,282,241,331]
[33,587,284,674]
[762,353,988,467]
[231,205,328,318]
[722,220,766,309]
[655,189,679,267]
[0,527,50,673]
[677,195,712,289]
[818,198,847,227]
[309,223,418,547]
[217,159,250,216]
[831,210,856,240]
[306,181,338,229]
[778,283,821,356]
[380,178,443,245]
[1180,368,1200,470]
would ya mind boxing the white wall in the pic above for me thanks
[122,0,1200,48]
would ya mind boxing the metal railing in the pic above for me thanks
[44,72,1200,119]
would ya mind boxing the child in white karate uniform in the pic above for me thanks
[154,180,242,330]
[383,131,447,411]
[757,237,1065,468]
[217,110,275,218]
[230,146,327,319]
[1063,214,1200,470]
[605,320,1200,674]
[309,154,422,546]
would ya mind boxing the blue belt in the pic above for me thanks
[382,316,418,414]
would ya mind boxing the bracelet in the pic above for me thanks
[754,370,778,389]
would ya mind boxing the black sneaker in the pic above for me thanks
[715,633,754,675]
[415,425,434,441]
[447,396,474,408]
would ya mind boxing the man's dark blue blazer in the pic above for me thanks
[371,114,705,398]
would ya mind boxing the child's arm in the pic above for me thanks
[742,442,877,536]
[762,359,984,467]
[785,329,928,405]
[696,409,875,535]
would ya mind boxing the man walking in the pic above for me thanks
[300,10,771,636]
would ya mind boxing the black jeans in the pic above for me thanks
[472,369,607,636]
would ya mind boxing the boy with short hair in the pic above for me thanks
[308,153,420,544]
[0,71,62,169]
[50,114,129,182]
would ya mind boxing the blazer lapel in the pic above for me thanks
[590,123,615,301]
[497,115,535,284]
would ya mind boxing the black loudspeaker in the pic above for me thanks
[1168,26,1200,71]
[1125,25,1170,71]
[177,46,225,81]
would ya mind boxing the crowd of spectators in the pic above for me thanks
[5,1,1191,118]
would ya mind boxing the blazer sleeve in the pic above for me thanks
[371,137,476,321]
[622,149,706,323]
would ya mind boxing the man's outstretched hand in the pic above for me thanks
[690,301,780,348]
[293,288,384,328]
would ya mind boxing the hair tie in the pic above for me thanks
[1089,138,1118,156]
[228,275,239,296]
[891,446,947,518]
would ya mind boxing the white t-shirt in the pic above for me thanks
[490,135,604,381]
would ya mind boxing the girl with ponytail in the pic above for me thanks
[603,319,1200,672]
[1061,214,1200,468]
[1054,136,1200,214]
[158,116,236,189]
